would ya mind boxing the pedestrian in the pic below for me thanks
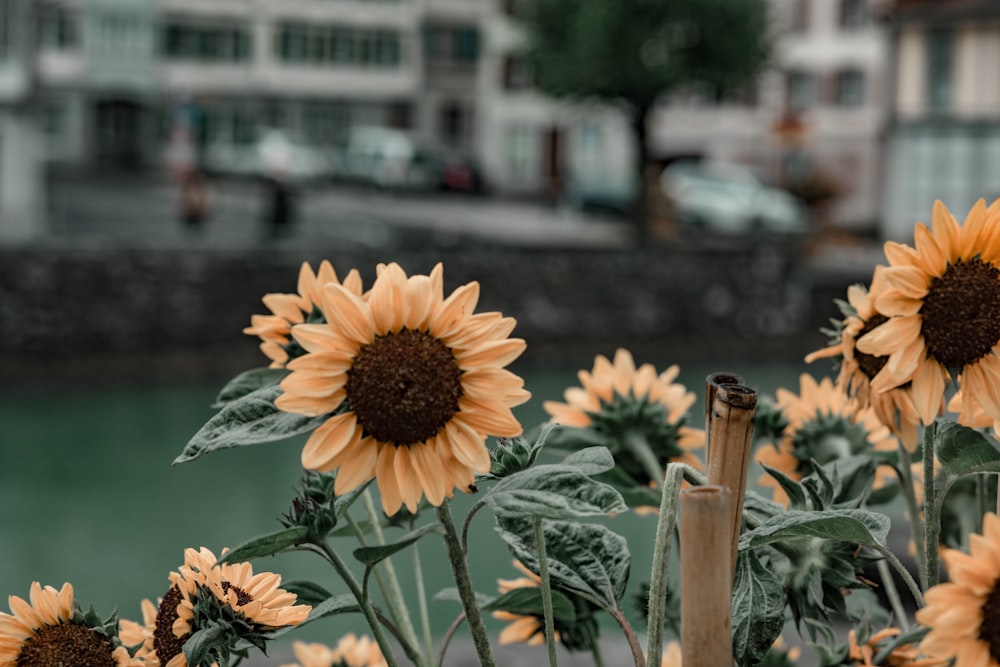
[263,175,295,239]
[178,169,210,234]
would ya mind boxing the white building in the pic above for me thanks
[0,0,45,241]
[649,0,890,233]
[34,0,633,200]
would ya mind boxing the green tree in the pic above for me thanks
[522,0,771,237]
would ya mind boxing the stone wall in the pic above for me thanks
[0,237,852,387]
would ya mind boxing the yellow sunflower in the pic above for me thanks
[849,627,947,667]
[542,348,705,473]
[279,635,387,667]
[917,512,1000,667]
[493,560,556,646]
[857,199,1000,427]
[806,266,922,451]
[275,262,530,515]
[244,260,363,368]
[0,582,138,667]
[754,374,898,506]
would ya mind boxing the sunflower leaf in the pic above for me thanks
[218,526,309,563]
[935,419,1000,476]
[352,523,444,566]
[560,446,617,475]
[183,624,227,667]
[481,586,578,623]
[433,587,494,607]
[303,594,361,621]
[279,580,334,606]
[213,368,290,407]
[175,385,327,464]
[738,509,890,551]
[495,515,630,612]
[731,550,785,667]
[485,464,627,519]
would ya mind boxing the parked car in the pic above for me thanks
[203,129,332,185]
[659,160,809,235]
[343,126,438,191]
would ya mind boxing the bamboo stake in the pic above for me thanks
[680,486,733,667]
[703,373,745,464]
[704,378,757,580]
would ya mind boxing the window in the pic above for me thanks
[162,19,252,63]
[835,69,865,107]
[786,71,817,111]
[275,23,401,68]
[927,30,952,113]
[39,3,78,51]
[507,125,539,184]
[423,23,479,65]
[839,0,867,29]
[502,54,533,90]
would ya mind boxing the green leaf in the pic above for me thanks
[485,464,627,519]
[352,523,444,566]
[731,551,785,667]
[481,586,577,623]
[183,624,227,667]
[175,386,327,464]
[935,419,1000,476]
[759,464,807,508]
[560,446,617,475]
[433,587,494,607]
[279,580,334,606]
[738,509,889,551]
[213,368,290,407]
[218,526,309,563]
[495,515,630,612]
[304,594,360,621]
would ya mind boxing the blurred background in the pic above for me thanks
[0,0,984,663]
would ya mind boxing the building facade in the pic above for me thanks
[882,0,1000,241]
[34,0,632,199]
[648,0,890,233]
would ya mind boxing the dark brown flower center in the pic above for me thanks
[16,623,115,667]
[921,257,1000,369]
[346,328,463,446]
[153,585,188,664]
[979,578,1000,662]
[221,581,254,606]
[855,314,890,380]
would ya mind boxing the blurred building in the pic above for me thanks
[882,0,1000,241]
[34,0,632,200]
[648,0,890,234]
[0,0,45,240]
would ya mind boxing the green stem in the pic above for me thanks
[317,541,402,667]
[590,632,606,667]
[534,516,559,667]
[609,607,646,667]
[876,558,909,630]
[645,463,685,667]
[436,613,466,667]
[413,542,434,662]
[977,473,988,535]
[894,440,927,586]
[872,544,925,608]
[923,423,940,589]
[461,499,488,555]
[362,490,426,667]
[624,431,664,489]
[436,501,497,667]
[346,514,409,648]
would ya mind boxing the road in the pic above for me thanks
[44,172,634,250]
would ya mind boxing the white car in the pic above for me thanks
[343,126,438,191]
[660,160,809,235]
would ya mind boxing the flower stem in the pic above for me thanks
[412,542,434,662]
[361,490,426,667]
[609,607,646,667]
[317,540,402,667]
[436,501,497,667]
[534,516,559,667]
[645,463,685,667]
[876,558,909,630]
[872,543,924,608]
[461,499,488,555]
[895,439,926,586]
[922,423,940,589]
[624,431,665,489]
[436,613,466,667]
[977,473,988,535]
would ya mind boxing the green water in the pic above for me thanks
[0,358,810,644]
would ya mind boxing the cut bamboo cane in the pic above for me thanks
[703,372,745,464]
[705,379,757,581]
[680,485,733,667]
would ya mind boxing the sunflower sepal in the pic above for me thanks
[175,385,330,465]
[182,622,230,667]
[212,367,290,408]
[280,472,371,541]
[72,602,120,641]
[486,425,554,479]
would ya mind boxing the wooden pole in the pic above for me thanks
[704,373,745,464]
[705,379,757,580]
[680,486,733,667]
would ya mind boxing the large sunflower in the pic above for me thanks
[807,266,922,451]
[542,348,705,479]
[917,512,1000,667]
[279,635,387,667]
[857,199,1000,427]
[0,582,138,667]
[275,262,530,515]
[244,260,363,368]
[755,374,898,506]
